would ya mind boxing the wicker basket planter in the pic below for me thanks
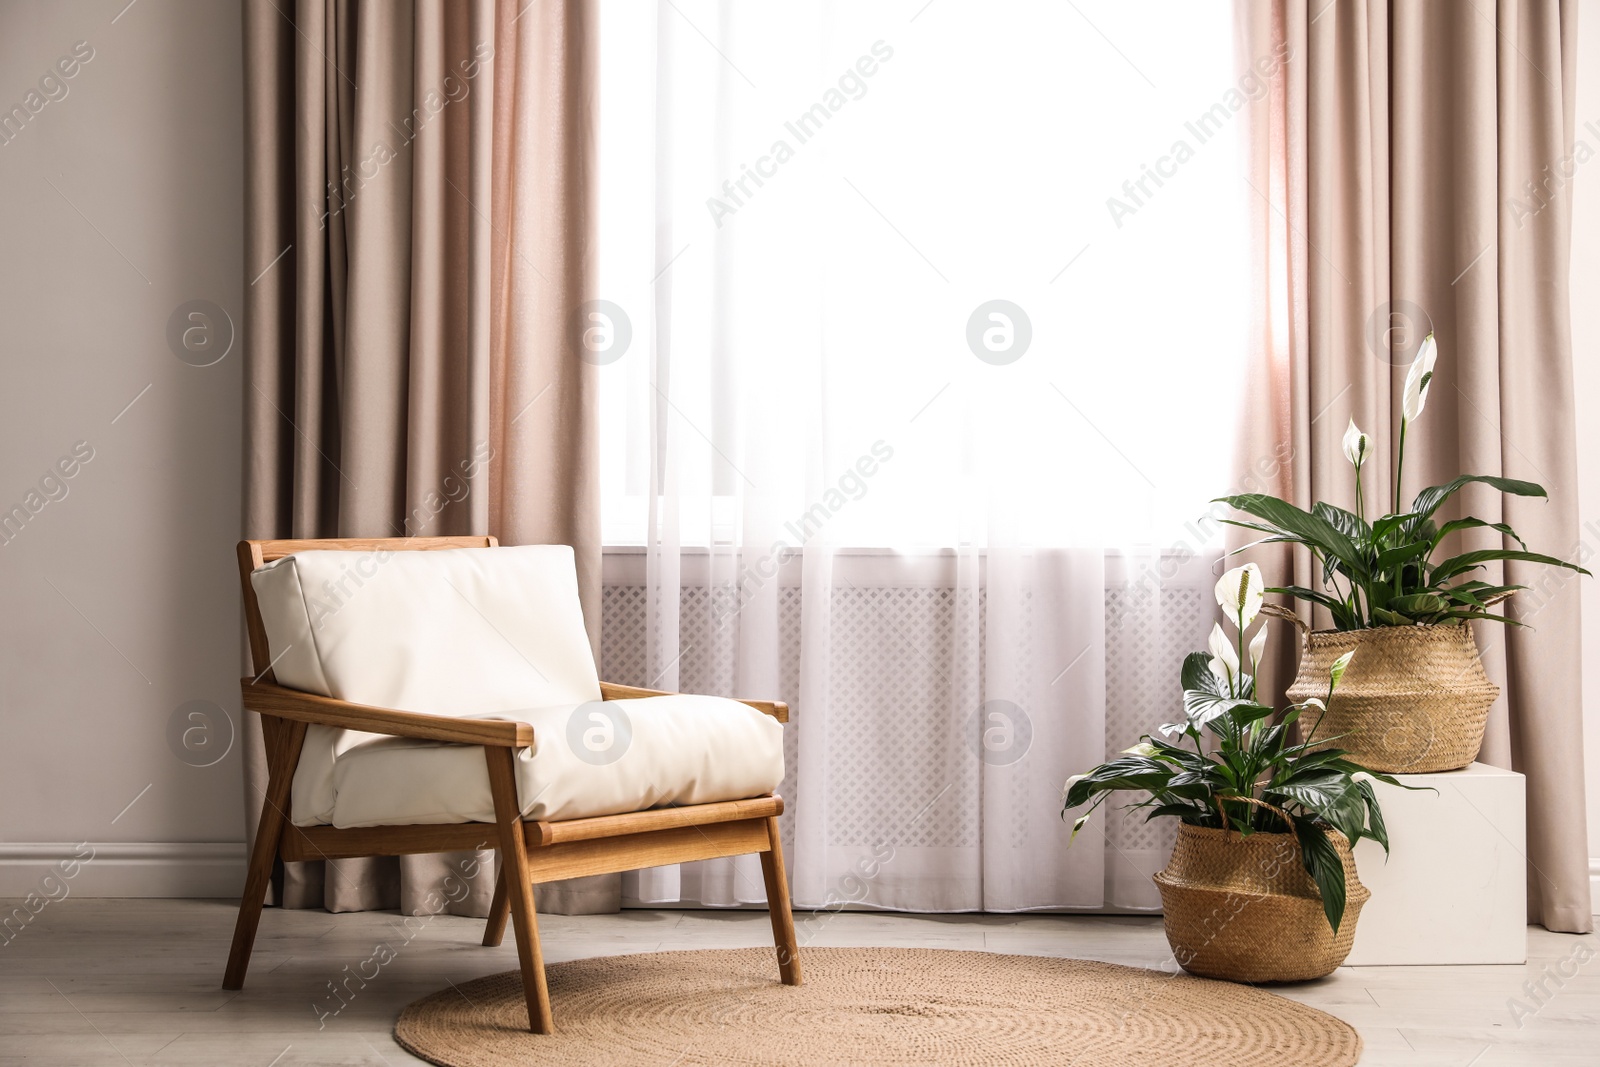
[1154,823,1368,984]
[1284,624,1498,773]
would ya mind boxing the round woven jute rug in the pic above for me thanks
[394,947,1362,1066]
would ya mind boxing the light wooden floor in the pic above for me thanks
[0,899,1595,1065]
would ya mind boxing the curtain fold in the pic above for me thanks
[1236,0,1591,932]
[241,0,600,916]
[488,0,601,655]
[486,0,610,914]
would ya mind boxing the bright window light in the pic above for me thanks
[596,1,1251,551]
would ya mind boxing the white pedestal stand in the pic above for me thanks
[1345,762,1526,966]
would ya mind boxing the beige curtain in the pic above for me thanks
[241,0,602,915]
[1235,0,1590,932]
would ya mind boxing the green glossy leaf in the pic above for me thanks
[1267,585,1359,630]
[1145,738,1215,770]
[1356,779,1388,856]
[1063,756,1176,809]
[1270,774,1364,845]
[1448,581,1527,597]
[1182,691,1257,730]
[1312,502,1372,546]
[1431,549,1591,584]
[1437,609,1527,626]
[1272,767,1348,792]
[1227,702,1276,730]
[1385,592,1450,616]
[1324,785,1369,846]
[1375,540,1431,574]
[1265,585,1340,611]
[1433,517,1526,550]
[1294,821,1349,932]
[1165,770,1226,799]
[1371,513,1416,545]
[1202,708,1243,750]
[1411,475,1547,526]
[1254,723,1290,763]
[1349,769,1434,793]
[1439,586,1491,609]
[1143,802,1210,823]
[1319,758,1399,783]
[1320,546,1344,586]
[1180,651,1225,696]
[1271,747,1352,774]
[1215,495,1368,578]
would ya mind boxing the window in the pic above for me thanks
[595,1,1250,551]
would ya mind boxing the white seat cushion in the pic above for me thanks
[328,694,784,827]
[248,545,783,826]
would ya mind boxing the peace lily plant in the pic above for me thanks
[1061,563,1399,932]
[1219,334,1588,629]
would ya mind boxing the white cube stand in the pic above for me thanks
[1344,761,1526,966]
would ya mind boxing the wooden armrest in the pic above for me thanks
[599,681,790,724]
[240,680,535,747]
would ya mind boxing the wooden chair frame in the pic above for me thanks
[223,537,801,1033]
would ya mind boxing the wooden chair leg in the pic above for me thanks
[484,747,554,1034]
[483,860,510,947]
[223,718,307,990]
[758,815,802,986]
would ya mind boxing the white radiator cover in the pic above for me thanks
[600,548,1213,911]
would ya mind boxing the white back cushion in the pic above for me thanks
[250,545,600,823]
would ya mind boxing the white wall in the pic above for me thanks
[0,0,244,894]
[1576,0,1600,907]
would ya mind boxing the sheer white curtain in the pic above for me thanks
[595,0,1250,912]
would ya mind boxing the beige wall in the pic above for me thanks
[1577,0,1600,907]
[0,0,244,893]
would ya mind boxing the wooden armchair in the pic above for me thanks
[224,536,800,1034]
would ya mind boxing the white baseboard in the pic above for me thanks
[0,842,245,898]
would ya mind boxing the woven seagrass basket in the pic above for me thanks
[1284,624,1498,773]
[1154,823,1367,984]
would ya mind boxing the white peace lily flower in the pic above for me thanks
[1248,623,1268,672]
[1329,649,1357,689]
[1213,563,1265,629]
[1341,418,1369,469]
[1122,742,1158,758]
[1208,622,1240,688]
[1403,333,1438,422]
[1209,659,1231,692]
[1061,773,1087,800]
